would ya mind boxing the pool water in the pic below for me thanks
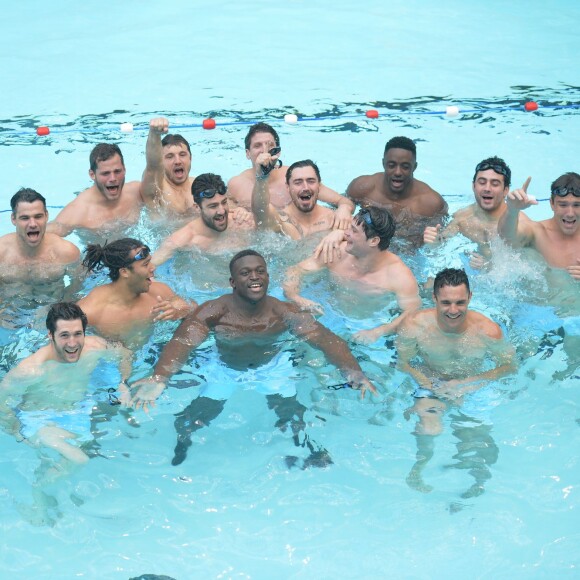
[1,1,579,578]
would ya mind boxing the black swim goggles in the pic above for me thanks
[126,246,151,265]
[552,186,580,198]
[357,208,376,230]
[197,186,227,200]
[474,161,510,179]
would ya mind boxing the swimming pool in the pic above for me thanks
[1,1,579,578]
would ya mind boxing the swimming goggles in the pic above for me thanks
[474,161,509,178]
[327,382,354,390]
[197,187,227,199]
[552,186,580,198]
[107,388,121,405]
[129,246,151,264]
[358,209,376,229]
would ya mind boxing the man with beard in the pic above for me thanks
[49,144,154,238]
[0,188,81,304]
[78,238,194,347]
[128,250,377,467]
[423,157,518,268]
[347,136,447,248]
[152,173,256,266]
[141,117,197,218]
[252,158,337,239]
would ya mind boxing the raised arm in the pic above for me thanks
[251,151,284,233]
[140,117,169,206]
[498,177,538,247]
[283,255,325,314]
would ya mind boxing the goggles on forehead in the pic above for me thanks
[474,161,509,179]
[127,246,150,265]
[197,187,227,200]
[552,186,580,198]
[358,209,375,229]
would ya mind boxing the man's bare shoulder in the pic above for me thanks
[346,173,382,200]
[469,311,503,339]
[46,234,80,260]
[401,308,434,334]
[412,179,447,213]
[149,280,176,298]
[453,204,476,221]
[123,180,143,199]
[193,295,230,325]
[0,233,17,258]
[228,171,254,196]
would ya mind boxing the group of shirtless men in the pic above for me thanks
[0,116,578,474]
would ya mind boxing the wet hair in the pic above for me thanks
[89,143,124,172]
[10,187,47,214]
[83,238,145,281]
[354,206,397,251]
[161,134,191,155]
[286,159,321,184]
[550,172,580,199]
[191,173,227,205]
[244,122,280,150]
[473,156,511,188]
[229,249,265,275]
[46,302,88,335]
[433,268,470,296]
[384,136,416,158]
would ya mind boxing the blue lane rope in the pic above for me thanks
[1,102,579,138]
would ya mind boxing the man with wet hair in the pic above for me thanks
[251,158,339,239]
[283,206,420,336]
[129,249,377,466]
[78,238,194,346]
[0,188,81,300]
[0,302,132,465]
[498,171,580,279]
[141,117,197,218]
[227,122,354,228]
[347,136,447,247]
[49,143,155,239]
[152,173,256,265]
[396,268,515,495]
[423,156,516,268]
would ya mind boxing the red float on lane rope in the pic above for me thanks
[36,126,50,136]
[202,118,216,129]
[524,101,539,112]
[365,109,379,119]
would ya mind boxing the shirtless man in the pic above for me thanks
[227,122,354,228]
[424,157,513,268]
[129,250,377,466]
[49,143,153,239]
[252,158,338,239]
[347,136,447,247]
[141,117,196,218]
[0,188,81,308]
[283,207,420,337]
[498,172,580,280]
[152,173,255,266]
[0,302,131,465]
[78,238,194,347]
[397,268,515,496]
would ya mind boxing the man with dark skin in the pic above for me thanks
[347,136,447,248]
[130,250,377,466]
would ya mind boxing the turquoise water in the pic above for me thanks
[1,1,580,578]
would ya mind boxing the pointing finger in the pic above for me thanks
[522,176,532,193]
